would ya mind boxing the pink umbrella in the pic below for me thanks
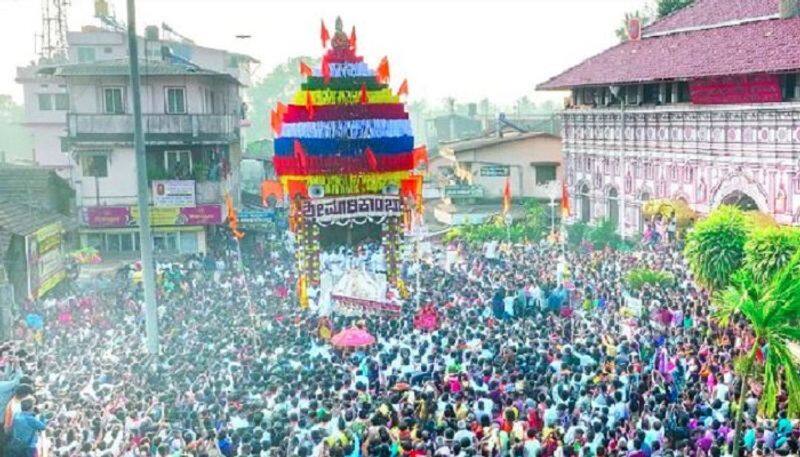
[330,327,376,348]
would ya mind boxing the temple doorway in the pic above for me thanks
[721,191,759,211]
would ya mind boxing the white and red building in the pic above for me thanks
[539,0,800,232]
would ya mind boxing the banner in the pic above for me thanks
[300,195,402,224]
[689,74,782,105]
[26,222,65,299]
[83,204,223,228]
[152,180,196,207]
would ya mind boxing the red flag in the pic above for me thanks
[294,140,308,173]
[364,147,378,171]
[359,84,368,104]
[349,26,357,50]
[299,61,312,77]
[502,177,511,215]
[561,181,571,218]
[320,20,330,48]
[322,60,331,84]
[397,79,409,97]
[376,56,390,83]
[305,91,315,119]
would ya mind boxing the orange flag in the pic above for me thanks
[412,146,428,167]
[299,61,312,77]
[359,84,368,104]
[349,26,357,50]
[397,79,409,97]
[276,101,288,117]
[502,177,512,215]
[320,20,330,48]
[376,56,390,83]
[270,110,279,135]
[561,181,571,218]
[305,91,315,119]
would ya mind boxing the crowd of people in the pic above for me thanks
[0,228,797,457]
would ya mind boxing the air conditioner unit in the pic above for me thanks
[308,185,325,199]
[382,183,399,195]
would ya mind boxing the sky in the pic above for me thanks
[0,0,646,107]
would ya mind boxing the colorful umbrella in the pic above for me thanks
[330,327,376,348]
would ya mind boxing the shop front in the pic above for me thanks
[79,204,223,257]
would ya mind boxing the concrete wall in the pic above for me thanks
[75,147,138,207]
[456,136,563,199]
[68,75,238,115]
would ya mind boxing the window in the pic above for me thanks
[86,233,104,251]
[625,85,639,105]
[37,94,53,111]
[165,87,186,114]
[82,154,108,177]
[782,74,798,101]
[643,84,659,104]
[54,93,69,110]
[77,47,96,63]
[164,150,192,175]
[203,88,216,114]
[38,93,69,111]
[153,232,179,253]
[104,47,113,54]
[676,81,691,103]
[663,83,673,104]
[103,87,124,114]
[535,165,557,185]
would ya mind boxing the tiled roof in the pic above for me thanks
[645,0,779,35]
[538,15,800,90]
[0,201,73,255]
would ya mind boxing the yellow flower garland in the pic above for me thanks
[292,88,399,106]
[280,171,410,196]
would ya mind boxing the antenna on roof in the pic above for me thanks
[37,0,70,62]
[94,0,125,32]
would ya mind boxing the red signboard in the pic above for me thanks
[689,74,782,105]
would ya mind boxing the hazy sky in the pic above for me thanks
[0,0,645,106]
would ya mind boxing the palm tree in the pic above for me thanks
[714,252,800,456]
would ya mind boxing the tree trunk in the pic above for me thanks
[732,352,754,457]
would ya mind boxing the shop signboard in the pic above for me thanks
[152,180,196,207]
[480,165,510,177]
[83,205,223,228]
[25,222,65,299]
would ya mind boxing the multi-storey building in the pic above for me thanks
[15,24,256,256]
[538,0,800,233]
[50,58,243,256]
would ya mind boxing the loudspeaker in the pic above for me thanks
[308,185,325,199]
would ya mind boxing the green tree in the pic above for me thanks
[714,254,800,456]
[684,205,748,290]
[245,56,318,146]
[656,0,694,18]
[744,226,800,284]
[0,95,33,163]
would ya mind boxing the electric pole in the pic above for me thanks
[126,0,159,355]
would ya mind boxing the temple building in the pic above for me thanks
[538,0,800,233]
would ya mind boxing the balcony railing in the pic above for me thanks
[66,113,239,144]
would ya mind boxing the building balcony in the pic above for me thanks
[64,113,240,147]
[561,102,800,160]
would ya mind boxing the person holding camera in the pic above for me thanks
[6,397,46,457]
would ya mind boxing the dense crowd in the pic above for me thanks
[0,231,797,457]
